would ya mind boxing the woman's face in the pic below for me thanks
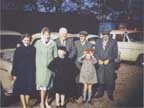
[22,37,31,46]
[42,31,50,40]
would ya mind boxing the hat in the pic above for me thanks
[84,48,93,54]
[79,31,88,36]
[102,31,110,35]
[58,46,67,51]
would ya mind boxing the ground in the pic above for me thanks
[7,63,143,108]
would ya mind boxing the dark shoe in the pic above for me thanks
[87,100,93,105]
[60,104,66,108]
[95,94,103,98]
[69,98,75,103]
[108,95,114,101]
[82,100,86,104]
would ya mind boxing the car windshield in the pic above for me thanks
[0,35,21,49]
[128,32,143,42]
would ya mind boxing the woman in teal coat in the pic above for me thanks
[34,27,57,108]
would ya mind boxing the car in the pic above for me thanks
[31,33,100,49]
[31,32,77,44]
[86,34,100,49]
[0,30,22,107]
[110,29,144,66]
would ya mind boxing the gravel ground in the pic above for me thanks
[7,63,143,108]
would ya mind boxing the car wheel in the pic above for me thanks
[0,81,5,107]
[136,54,144,67]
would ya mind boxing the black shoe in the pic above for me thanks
[82,100,86,104]
[95,94,103,98]
[108,95,114,101]
[60,105,66,108]
[69,98,75,103]
[87,100,93,105]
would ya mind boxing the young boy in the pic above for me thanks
[48,47,76,107]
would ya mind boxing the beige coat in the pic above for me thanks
[79,56,97,84]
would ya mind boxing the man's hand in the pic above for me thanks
[99,60,104,65]
[104,59,109,65]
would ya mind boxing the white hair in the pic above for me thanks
[59,27,68,34]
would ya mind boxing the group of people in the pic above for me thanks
[11,27,118,108]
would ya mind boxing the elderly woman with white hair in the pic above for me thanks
[55,27,76,60]
[34,27,58,108]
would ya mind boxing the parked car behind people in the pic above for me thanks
[110,29,144,66]
[0,30,22,107]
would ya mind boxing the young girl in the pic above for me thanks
[11,33,35,108]
[79,48,97,104]
[48,47,76,107]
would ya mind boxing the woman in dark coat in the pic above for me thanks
[48,47,76,107]
[11,33,35,108]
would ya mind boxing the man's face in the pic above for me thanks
[102,34,109,41]
[79,34,86,43]
[59,32,67,40]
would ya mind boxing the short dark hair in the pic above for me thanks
[58,46,67,52]
[21,33,31,41]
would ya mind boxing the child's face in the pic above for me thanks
[85,53,91,59]
[58,49,66,58]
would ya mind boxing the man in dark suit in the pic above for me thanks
[95,31,118,101]
[55,27,76,60]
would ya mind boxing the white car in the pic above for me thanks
[110,29,144,66]
[0,30,22,107]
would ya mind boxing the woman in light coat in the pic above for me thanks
[34,27,57,108]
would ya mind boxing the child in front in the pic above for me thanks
[79,48,97,104]
[48,46,76,107]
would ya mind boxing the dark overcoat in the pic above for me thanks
[48,57,77,96]
[95,39,118,85]
[11,45,35,95]
[75,40,93,69]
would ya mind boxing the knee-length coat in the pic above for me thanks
[34,39,57,87]
[48,57,77,95]
[11,45,35,95]
[78,56,97,84]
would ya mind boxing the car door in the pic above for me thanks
[115,33,131,61]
